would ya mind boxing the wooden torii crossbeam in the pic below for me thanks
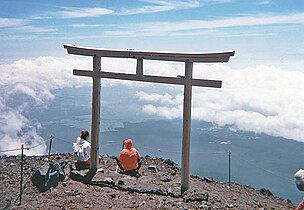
[63,44,235,193]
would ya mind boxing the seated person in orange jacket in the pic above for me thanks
[116,138,141,176]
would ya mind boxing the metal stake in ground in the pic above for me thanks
[19,144,24,205]
[228,150,231,190]
[48,135,53,156]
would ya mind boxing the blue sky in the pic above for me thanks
[1,0,304,154]
[1,0,304,70]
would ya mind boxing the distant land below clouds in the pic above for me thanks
[0,56,304,155]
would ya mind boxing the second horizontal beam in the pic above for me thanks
[73,69,222,88]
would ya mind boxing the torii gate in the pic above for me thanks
[63,44,235,193]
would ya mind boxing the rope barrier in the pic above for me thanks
[0,133,296,187]
[52,135,71,144]
[138,145,294,184]
[137,145,180,154]
[25,141,47,150]
[52,135,123,146]
[234,154,294,183]
[23,136,51,151]
[0,148,22,153]
[0,136,51,154]
[137,145,227,155]
[191,151,227,155]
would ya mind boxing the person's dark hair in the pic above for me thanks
[80,130,89,140]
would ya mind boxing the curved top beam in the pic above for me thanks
[63,44,235,63]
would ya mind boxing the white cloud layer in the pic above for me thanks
[104,12,304,37]
[1,56,303,156]
[0,56,93,155]
[119,0,200,15]
[59,7,114,18]
[15,25,57,33]
[0,98,47,156]
[137,64,304,142]
[0,18,27,28]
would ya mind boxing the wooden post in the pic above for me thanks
[181,61,193,194]
[90,56,101,170]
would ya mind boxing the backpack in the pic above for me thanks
[73,143,85,161]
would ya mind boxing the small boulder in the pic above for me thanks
[161,177,172,182]
[203,177,214,183]
[183,192,209,202]
[163,159,177,167]
[257,188,273,196]
[148,165,158,173]
[117,180,125,185]
[104,177,115,185]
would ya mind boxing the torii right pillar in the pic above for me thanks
[181,61,193,194]
[181,61,193,193]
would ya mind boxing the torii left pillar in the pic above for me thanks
[90,56,101,169]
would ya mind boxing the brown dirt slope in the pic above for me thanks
[0,153,295,209]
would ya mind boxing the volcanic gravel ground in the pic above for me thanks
[0,153,295,209]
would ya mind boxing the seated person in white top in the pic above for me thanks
[73,130,92,170]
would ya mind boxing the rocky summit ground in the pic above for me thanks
[0,153,295,209]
